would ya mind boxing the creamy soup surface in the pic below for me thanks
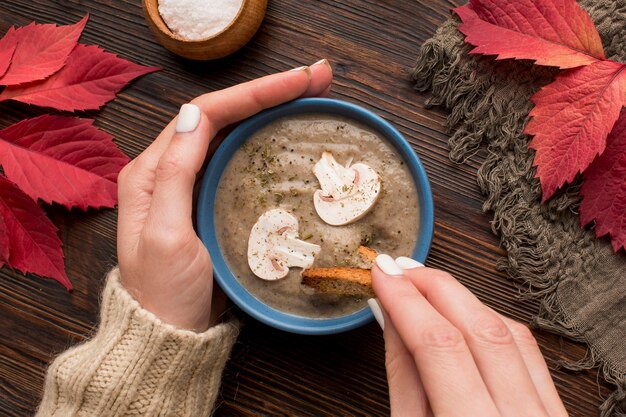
[214,114,420,318]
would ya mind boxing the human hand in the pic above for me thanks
[116,60,333,332]
[369,255,568,417]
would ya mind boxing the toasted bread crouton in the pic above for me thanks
[357,245,378,264]
[301,267,373,297]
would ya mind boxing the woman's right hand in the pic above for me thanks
[369,255,568,417]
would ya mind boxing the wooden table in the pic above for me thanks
[0,1,611,416]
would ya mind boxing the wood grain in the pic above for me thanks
[0,1,612,416]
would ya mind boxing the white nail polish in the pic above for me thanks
[395,256,424,269]
[289,66,308,71]
[313,58,328,66]
[375,254,404,276]
[368,298,385,331]
[176,103,201,133]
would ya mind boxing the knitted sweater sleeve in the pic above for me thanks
[36,268,240,417]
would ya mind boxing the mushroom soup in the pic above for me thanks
[214,114,419,318]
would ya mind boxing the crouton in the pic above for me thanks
[357,245,378,264]
[301,267,373,297]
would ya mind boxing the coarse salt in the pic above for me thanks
[158,0,244,41]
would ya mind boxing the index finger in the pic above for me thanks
[193,59,333,131]
[139,63,331,166]
[401,267,550,417]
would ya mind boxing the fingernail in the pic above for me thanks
[176,103,201,133]
[375,254,404,276]
[395,256,424,270]
[288,65,312,80]
[368,298,385,331]
[313,58,329,67]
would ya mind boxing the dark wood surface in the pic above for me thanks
[0,1,612,416]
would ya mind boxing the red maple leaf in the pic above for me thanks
[0,115,130,210]
[0,214,9,267]
[454,0,605,69]
[0,16,159,288]
[0,175,70,289]
[580,110,626,251]
[526,61,626,200]
[0,44,159,111]
[0,16,87,86]
[0,27,17,78]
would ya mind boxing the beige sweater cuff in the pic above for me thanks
[36,268,240,417]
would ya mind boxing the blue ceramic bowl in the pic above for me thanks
[197,98,434,335]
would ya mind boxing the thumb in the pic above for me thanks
[370,298,432,417]
[146,103,211,233]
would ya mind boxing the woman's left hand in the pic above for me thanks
[116,61,333,332]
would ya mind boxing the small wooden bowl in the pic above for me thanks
[142,0,267,60]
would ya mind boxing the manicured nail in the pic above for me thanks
[368,298,384,331]
[288,65,312,80]
[175,103,201,133]
[376,254,404,276]
[395,256,424,270]
[313,58,329,66]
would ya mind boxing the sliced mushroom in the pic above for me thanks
[247,209,321,280]
[312,152,381,226]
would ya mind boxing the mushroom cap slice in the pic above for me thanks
[247,209,321,280]
[313,153,381,226]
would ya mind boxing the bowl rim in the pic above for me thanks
[197,98,435,335]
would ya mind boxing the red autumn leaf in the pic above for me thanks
[0,16,87,86]
[454,0,605,69]
[580,110,626,251]
[0,214,9,266]
[0,27,17,78]
[0,44,159,111]
[525,60,626,200]
[0,115,130,210]
[0,175,70,289]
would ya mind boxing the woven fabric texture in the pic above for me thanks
[36,268,240,417]
[411,1,626,415]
